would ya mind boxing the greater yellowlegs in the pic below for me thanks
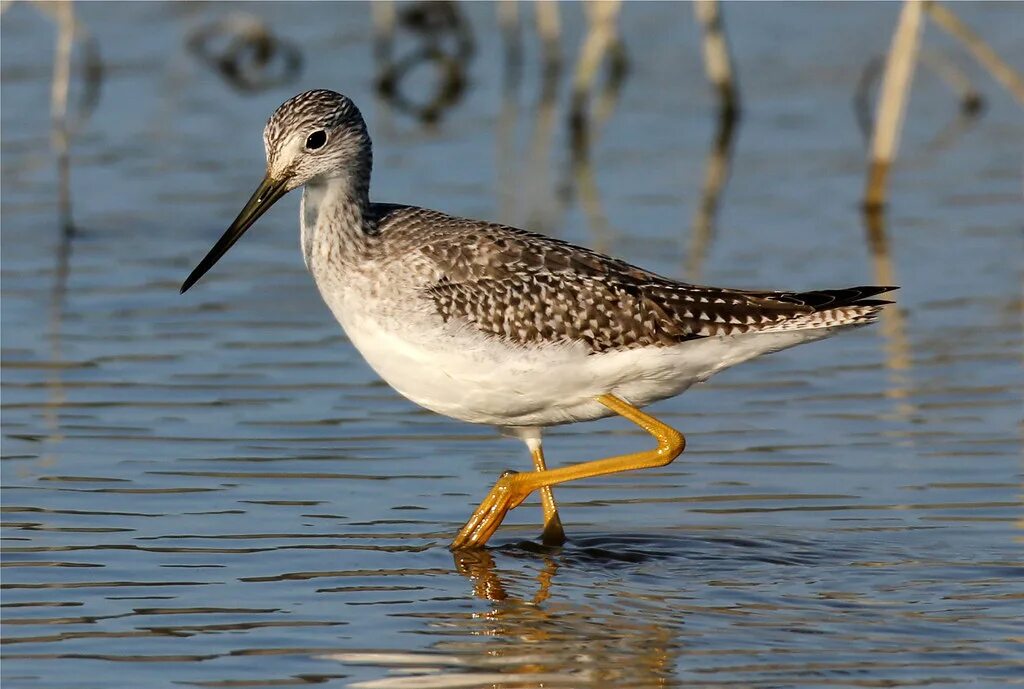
[181,89,895,550]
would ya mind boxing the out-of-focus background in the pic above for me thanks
[2,2,1021,688]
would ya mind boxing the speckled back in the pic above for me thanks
[364,205,886,354]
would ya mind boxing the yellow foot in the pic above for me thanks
[450,470,529,550]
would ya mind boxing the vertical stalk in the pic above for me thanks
[52,0,75,232]
[535,0,562,80]
[865,0,924,210]
[569,0,622,151]
[693,0,739,121]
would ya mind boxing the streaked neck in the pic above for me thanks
[300,171,376,272]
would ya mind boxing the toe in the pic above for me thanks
[450,473,529,550]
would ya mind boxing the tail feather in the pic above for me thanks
[757,285,897,333]
[770,285,898,310]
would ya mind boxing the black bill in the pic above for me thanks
[180,175,290,293]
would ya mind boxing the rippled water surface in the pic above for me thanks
[2,3,1022,688]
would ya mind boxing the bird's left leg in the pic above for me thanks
[451,394,686,550]
[525,435,567,546]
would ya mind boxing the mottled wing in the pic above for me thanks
[419,233,746,352]
[427,271,685,352]
[379,205,892,353]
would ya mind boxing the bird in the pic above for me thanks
[181,89,895,550]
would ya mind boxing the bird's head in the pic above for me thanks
[181,89,371,293]
[263,89,371,191]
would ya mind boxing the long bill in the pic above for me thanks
[180,174,290,293]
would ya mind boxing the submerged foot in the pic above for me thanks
[450,470,529,550]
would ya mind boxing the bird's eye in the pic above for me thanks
[305,130,327,150]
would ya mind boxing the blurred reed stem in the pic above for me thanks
[535,0,562,79]
[693,0,739,122]
[865,0,924,211]
[371,1,396,65]
[569,0,623,151]
[50,0,75,232]
[688,0,740,281]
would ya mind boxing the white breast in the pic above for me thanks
[321,292,827,428]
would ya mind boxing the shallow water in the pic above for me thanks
[2,3,1022,688]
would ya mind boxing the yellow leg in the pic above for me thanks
[450,394,686,550]
[531,443,566,546]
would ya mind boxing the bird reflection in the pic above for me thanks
[451,546,554,604]
[330,545,683,685]
[443,547,676,685]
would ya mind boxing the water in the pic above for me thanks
[2,3,1021,688]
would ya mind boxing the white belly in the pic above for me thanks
[330,303,825,428]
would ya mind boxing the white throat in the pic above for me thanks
[300,179,328,270]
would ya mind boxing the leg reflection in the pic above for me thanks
[448,547,676,683]
[452,548,509,602]
[452,548,558,607]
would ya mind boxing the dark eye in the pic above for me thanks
[305,130,327,150]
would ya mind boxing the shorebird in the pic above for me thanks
[181,89,895,550]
